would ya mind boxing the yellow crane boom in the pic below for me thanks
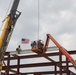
[0,0,21,71]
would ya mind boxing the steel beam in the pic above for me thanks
[4,50,76,61]
[2,49,76,75]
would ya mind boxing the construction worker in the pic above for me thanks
[37,40,44,52]
[16,45,21,54]
[31,41,36,48]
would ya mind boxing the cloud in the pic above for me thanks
[0,0,76,51]
[1,0,76,73]
[0,0,76,50]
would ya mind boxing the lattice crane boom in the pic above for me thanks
[0,0,21,70]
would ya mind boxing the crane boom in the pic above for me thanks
[0,0,21,70]
[46,34,76,68]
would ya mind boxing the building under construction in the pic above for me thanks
[1,46,76,75]
[0,0,76,75]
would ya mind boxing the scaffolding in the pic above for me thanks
[1,46,76,75]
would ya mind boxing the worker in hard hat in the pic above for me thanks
[16,45,21,54]
[31,41,36,48]
[37,40,44,52]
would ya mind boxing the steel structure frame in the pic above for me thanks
[1,47,76,75]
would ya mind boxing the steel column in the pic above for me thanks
[17,56,20,75]
[55,64,57,75]
[66,57,69,75]
[6,53,10,75]
[59,50,62,75]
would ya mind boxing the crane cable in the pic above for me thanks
[38,0,39,40]
[0,0,13,31]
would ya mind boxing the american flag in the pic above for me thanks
[21,38,29,44]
